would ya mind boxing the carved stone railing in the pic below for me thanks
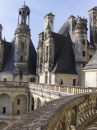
[0,81,28,87]
[29,83,97,95]
[4,93,97,130]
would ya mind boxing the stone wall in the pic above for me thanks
[4,92,97,130]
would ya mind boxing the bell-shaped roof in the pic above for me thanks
[19,2,30,12]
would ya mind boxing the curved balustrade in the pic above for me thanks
[29,83,97,95]
[4,93,97,130]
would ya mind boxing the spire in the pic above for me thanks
[24,0,25,5]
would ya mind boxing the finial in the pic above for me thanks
[4,37,6,41]
[24,0,25,5]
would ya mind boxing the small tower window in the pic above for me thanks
[21,43,24,49]
[20,56,23,62]
[83,51,86,57]
[46,46,49,62]
[45,72,48,84]
[20,71,23,78]
[50,20,53,24]
[82,39,85,45]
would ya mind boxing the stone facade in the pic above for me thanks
[4,93,97,130]
[0,3,97,130]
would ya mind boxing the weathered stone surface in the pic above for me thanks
[4,93,97,130]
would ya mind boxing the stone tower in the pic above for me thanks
[13,3,31,80]
[88,7,97,47]
[37,13,55,84]
[74,17,88,85]
[44,12,55,32]
[0,24,4,70]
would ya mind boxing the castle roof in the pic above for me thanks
[51,32,77,74]
[58,21,69,35]
[83,50,97,70]
[1,38,36,74]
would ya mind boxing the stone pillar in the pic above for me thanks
[10,97,15,115]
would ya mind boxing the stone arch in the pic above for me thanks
[0,93,11,114]
[14,94,27,115]
[0,121,8,130]
[36,98,42,108]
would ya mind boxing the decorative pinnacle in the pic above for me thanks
[24,0,25,5]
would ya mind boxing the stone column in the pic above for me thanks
[10,97,15,115]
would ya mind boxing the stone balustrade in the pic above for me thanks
[29,83,97,95]
[4,92,97,130]
[0,81,28,87]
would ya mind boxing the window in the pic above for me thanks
[4,78,6,82]
[89,55,92,59]
[83,51,86,57]
[20,56,23,62]
[82,39,85,45]
[17,110,20,114]
[30,78,35,82]
[3,107,6,113]
[20,71,23,78]
[50,20,53,24]
[31,97,34,111]
[21,43,24,49]
[31,105,34,111]
[45,72,48,83]
[17,99,20,105]
[73,79,76,86]
[83,63,86,67]
[46,46,49,62]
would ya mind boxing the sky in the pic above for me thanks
[0,0,97,49]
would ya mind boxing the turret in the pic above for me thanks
[36,32,44,75]
[88,7,97,47]
[0,24,3,40]
[74,17,88,62]
[68,15,76,33]
[44,12,55,32]
[18,2,30,25]
[13,3,31,80]
[0,24,3,70]
[74,16,88,85]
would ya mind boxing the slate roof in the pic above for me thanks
[83,50,97,70]
[58,21,69,35]
[1,40,14,73]
[1,38,37,74]
[51,32,77,74]
[28,39,37,74]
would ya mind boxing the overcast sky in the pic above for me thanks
[0,0,97,48]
